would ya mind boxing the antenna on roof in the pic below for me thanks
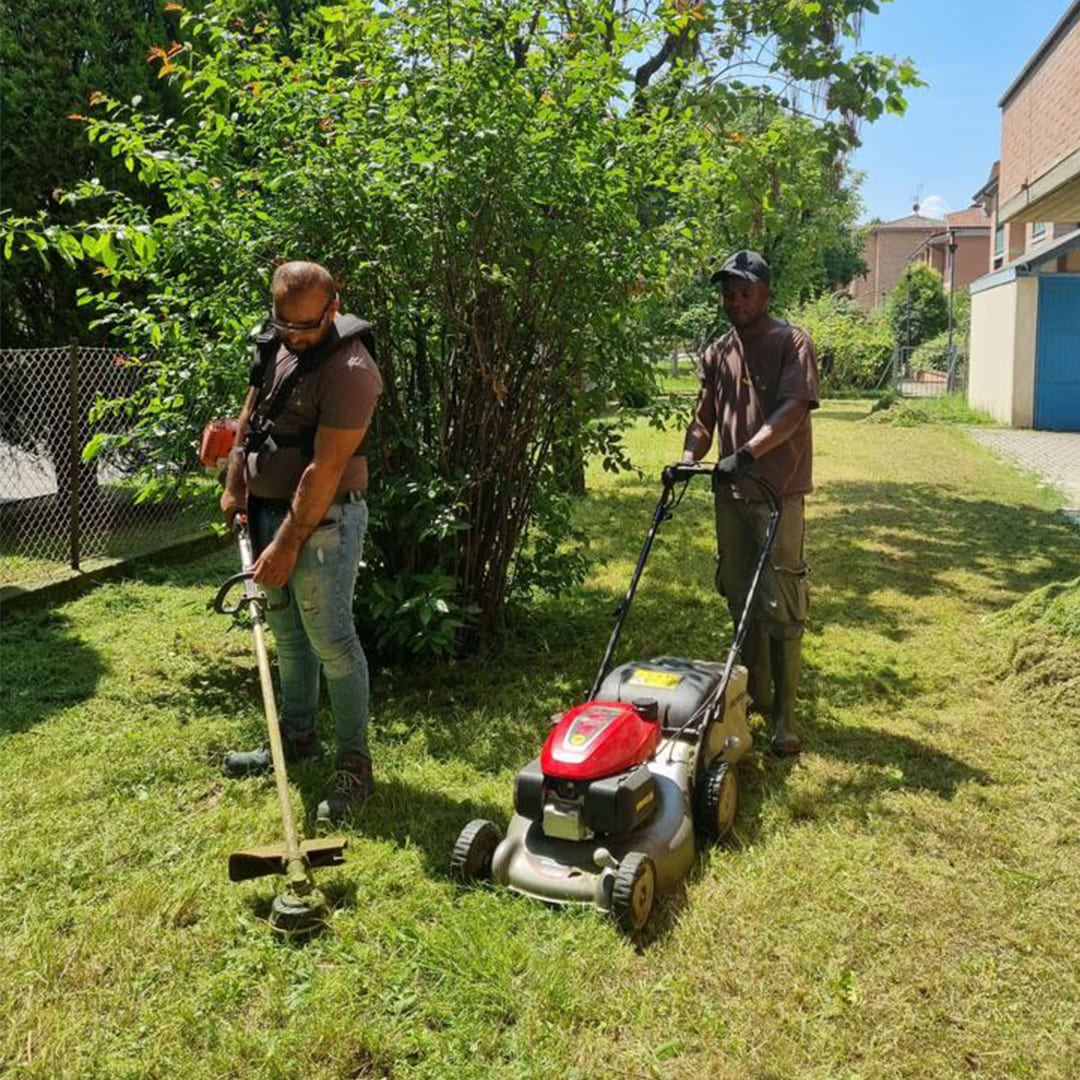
[912,183,924,215]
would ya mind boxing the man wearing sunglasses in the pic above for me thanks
[220,261,383,826]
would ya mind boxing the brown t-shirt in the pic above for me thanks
[245,322,383,500]
[687,319,820,499]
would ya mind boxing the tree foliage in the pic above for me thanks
[886,264,949,351]
[1,0,920,651]
[0,0,186,345]
[790,293,893,391]
[646,106,872,355]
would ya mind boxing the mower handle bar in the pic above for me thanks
[588,464,779,702]
[660,460,713,488]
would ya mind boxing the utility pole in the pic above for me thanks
[905,267,913,362]
[946,230,958,392]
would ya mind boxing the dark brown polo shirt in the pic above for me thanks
[245,324,383,500]
[687,319,820,499]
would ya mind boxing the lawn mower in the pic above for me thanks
[450,463,780,933]
[213,518,347,934]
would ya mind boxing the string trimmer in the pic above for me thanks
[213,517,347,934]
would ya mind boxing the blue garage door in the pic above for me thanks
[1034,276,1080,431]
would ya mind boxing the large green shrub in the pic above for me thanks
[886,264,949,351]
[909,331,950,372]
[909,285,971,371]
[790,294,894,390]
[2,0,920,654]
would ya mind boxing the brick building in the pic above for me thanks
[914,206,993,292]
[848,211,945,309]
[848,206,990,310]
[968,0,1080,430]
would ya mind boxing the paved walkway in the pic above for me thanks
[969,428,1080,524]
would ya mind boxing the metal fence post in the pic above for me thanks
[946,343,958,394]
[0,343,217,592]
[68,341,81,571]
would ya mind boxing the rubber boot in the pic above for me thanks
[316,750,374,825]
[739,619,773,717]
[223,729,320,778]
[768,636,803,757]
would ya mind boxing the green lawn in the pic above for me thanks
[3,401,1079,1080]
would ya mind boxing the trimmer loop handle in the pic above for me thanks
[212,515,289,617]
[212,571,290,616]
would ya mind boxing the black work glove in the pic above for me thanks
[712,447,755,488]
[662,460,701,487]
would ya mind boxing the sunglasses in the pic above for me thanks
[270,293,336,333]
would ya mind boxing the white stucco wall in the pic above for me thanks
[1012,278,1039,427]
[967,277,1038,426]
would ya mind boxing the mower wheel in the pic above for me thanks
[610,852,656,934]
[450,819,502,882]
[695,760,738,842]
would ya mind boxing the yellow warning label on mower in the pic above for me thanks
[628,669,683,689]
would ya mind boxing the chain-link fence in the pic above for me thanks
[1,345,216,591]
[890,340,968,399]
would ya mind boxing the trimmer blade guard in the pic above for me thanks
[228,836,348,882]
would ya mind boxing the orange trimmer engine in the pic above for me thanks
[199,418,239,468]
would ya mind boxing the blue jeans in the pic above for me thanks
[250,496,370,764]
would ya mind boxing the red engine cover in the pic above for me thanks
[198,419,238,467]
[541,700,660,781]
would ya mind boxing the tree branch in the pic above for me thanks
[633,31,682,90]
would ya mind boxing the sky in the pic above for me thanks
[848,0,1073,223]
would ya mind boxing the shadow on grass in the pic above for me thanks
[555,477,1079,649]
[214,730,507,883]
[815,720,990,797]
[295,770,506,880]
[0,608,108,734]
[811,480,1080,640]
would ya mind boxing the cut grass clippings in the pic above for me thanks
[2,399,1079,1080]
[865,392,998,428]
[998,576,1080,715]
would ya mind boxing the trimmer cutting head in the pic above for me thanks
[269,887,330,936]
[228,837,346,936]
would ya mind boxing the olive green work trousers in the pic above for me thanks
[713,489,809,641]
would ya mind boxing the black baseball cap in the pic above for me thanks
[710,250,770,286]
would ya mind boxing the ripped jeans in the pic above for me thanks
[250,495,370,764]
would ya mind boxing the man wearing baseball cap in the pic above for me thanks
[680,250,820,756]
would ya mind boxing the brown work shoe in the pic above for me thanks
[316,751,374,825]
[223,729,320,778]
